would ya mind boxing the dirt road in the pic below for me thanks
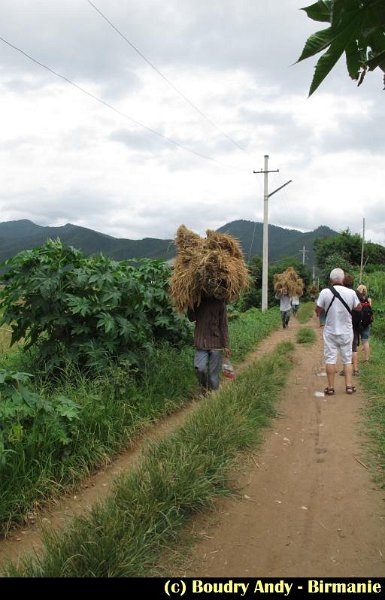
[171,315,385,577]
[1,314,385,576]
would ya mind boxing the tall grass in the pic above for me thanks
[358,338,385,484]
[229,307,280,362]
[5,341,294,577]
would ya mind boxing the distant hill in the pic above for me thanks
[0,219,338,267]
[217,220,337,266]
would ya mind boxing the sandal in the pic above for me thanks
[353,369,359,376]
[346,385,356,395]
[324,387,335,396]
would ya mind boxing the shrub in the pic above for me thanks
[0,240,191,375]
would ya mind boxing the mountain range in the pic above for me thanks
[0,219,338,267]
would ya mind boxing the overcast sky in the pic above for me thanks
[1,0,384,245]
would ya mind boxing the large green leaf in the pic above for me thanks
[309,43,346,95]
[302,0,332,23]
[307,12,364,94]
[345,39,361,79]
[297,28,333,62]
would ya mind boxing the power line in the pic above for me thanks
[87,0,248,154]
[0,35,249,171]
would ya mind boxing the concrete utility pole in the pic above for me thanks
[299,245,308,265]
[254,155,292,312]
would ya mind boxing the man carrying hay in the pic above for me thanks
[170,225,249,395]
[275,288,292,328]
[274,267,304,328]
[187,295,229,395]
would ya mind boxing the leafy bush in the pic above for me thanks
[0,240,191,375]
[0,368,79,467]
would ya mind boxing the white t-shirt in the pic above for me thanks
[317,285,360,335]
[276,293,291,311]
[291,295,299,306]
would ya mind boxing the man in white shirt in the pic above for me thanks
[275,289,291,328]
[316,268,361,395]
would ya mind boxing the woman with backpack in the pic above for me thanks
[356,284,373,364]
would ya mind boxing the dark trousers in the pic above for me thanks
[194,349,222,391]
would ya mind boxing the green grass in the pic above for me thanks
[0,308,281,534]
[229,307,281,362]
[4,341,295,577]
[358,338,385,484]
[297,301,316,324]
[296,327,316,345]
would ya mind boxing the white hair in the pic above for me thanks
[329,268,344,283]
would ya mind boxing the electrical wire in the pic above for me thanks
[87,0,249,154]
[0,35,250,172]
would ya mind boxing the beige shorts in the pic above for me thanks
[323,331,353,365]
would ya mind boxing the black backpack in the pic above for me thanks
[360,299,373,328]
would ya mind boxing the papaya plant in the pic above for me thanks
[297,0,385,95]
[0,240,191,375]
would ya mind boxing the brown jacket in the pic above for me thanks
[187,297,229,350]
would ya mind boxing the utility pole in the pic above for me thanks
[359,217,365,283]
[254,155,292,312]
[299,245,308,265]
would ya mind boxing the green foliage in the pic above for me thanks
[318,251,353,286]
[0,368,79,467]
[0,240,191,375]
[234,256,262,311]
[6,341,294,577]
[297,0,385,95]
[297,301,317,324]
[296,327,316,344]
[314,229,361,268]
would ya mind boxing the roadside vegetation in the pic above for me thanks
[296,327,316,345]
[0,242,281,534]
[4,341,294,577]
[1,233,385,575]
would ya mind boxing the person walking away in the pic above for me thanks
[356,284,373,364]
[275,288,291,328]
[341,274,361,376]
[316,268,361,395]
[291,294,300,317]
[187,295,230,396]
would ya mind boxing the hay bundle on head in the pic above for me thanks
[170,225,249,312]
[274,267,304,297]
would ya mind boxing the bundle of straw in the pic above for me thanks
[170,225,249,312]
[274,267,304,297]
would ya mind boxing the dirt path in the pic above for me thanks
[170,315,385,577]
[1,314,385,576]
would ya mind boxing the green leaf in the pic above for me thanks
[302,0,333,23]
[308,11,364,94]
[96,312,116,334]
[55,396,80,421]
[309,43,345,95]
[297,28,333,62]
[345,39,361,79]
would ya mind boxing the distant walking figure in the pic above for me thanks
[291,295,300,316]
[356,284,373,364]
[275,289,291,329]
